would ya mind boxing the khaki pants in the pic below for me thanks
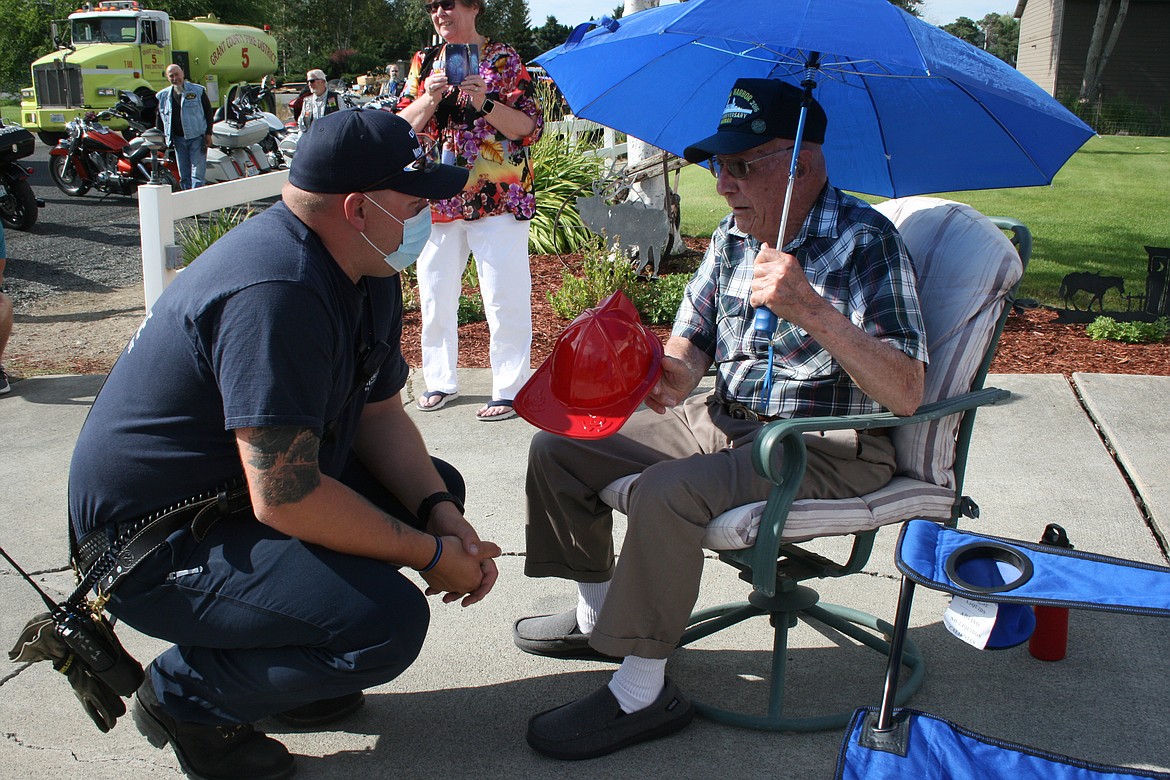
[524,393,896,659]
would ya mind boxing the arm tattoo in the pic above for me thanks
[245,427,322,506]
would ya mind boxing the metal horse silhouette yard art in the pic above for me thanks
[575,189,671,276]
[1053,247,1170,324]
[1059,271,1125,312]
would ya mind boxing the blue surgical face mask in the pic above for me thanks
[360,196,432,272]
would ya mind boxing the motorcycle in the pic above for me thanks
[0,120,44,230]
[278,94,397,164]
[48,100,179,196]
[205,78,286,182]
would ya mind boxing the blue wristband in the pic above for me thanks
[417,535,443,573]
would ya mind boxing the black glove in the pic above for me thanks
[9,613,128,733]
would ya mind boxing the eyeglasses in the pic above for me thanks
[402,136,442,174]
[709,145,796,180]
[423,0,457,12]
[307,77,323,83]
[364,137,442,191]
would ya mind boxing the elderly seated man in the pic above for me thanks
[513,78,928,760]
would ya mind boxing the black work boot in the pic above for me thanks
[133,675,295,780]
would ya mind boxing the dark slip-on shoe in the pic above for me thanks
[513,609,620,662]
[526,677,694,760]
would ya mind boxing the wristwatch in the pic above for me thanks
[416,491,464,527]
[480,97,496,115]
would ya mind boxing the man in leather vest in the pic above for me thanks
[155,64,214,190]
[297,69,343,132]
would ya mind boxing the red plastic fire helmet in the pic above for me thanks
[515,290,663,439]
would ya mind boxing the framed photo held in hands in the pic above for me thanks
[442,43,479,86]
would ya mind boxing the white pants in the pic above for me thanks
[417,214,532,401]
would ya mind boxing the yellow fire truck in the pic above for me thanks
[21,1,278,144]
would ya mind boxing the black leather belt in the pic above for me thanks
[73,478,251,597]
[725,401,781,423]
[723,401,893,438]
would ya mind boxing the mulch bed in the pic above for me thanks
[400,238,1170,378]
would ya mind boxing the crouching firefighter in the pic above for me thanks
[59,109,501,780]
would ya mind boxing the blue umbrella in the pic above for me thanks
[535,0,1095,199]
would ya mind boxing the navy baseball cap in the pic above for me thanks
[289,109,468,198]
[683,78,827,163]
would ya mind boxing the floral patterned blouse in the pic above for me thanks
[397,39,544,223]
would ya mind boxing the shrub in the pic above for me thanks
[400,265,418,311]
[1085,316,1170,344]
[549,238,638,318]
[529,80,605,255]
[633,272,690,325]
[177,208,255,266]
[457,293,486,325]
[1058,89,1170,137]
[548,237,689,326]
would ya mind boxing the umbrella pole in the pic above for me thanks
[753,60,820,334]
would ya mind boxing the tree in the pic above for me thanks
[941,16,982,47]
[0,0,74,93]
[1080,0,1131,104]
[151,0,283,29]
[979,13,1019,67]
[941,13,1019,66]
[532,16,572,60]
[378,0,434,64]
[886,0,924,17]
[274,0,420,79]
[481,0,533,61]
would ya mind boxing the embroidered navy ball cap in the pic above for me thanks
[289,108,468,198]
[683,78,827,163]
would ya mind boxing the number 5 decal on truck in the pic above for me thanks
[242,47,249,68]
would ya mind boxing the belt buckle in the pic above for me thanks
[727,402,757,421]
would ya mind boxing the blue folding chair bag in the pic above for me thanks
[837,707,1170,780]
[836,520,1170,780]
[897,520,1170,615]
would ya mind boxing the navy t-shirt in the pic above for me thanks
[68,202,408,536]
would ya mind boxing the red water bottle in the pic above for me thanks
[1029,523,1073,661]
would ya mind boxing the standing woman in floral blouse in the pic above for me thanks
[397,0,544,421]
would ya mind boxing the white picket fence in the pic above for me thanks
[545,117,627,166]
[137,118,624,313]
[137,169,288,312]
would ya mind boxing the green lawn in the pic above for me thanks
[0,105,20,124]
[677,135,1170,308]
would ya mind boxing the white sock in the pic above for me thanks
[576,580,610,635]
[608,656,667,714]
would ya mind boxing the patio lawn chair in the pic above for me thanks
[836,520,1170,779]
[600,196,1031,731]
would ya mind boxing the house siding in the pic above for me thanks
[1017,0,1169,116]
[1017,0,1062,93]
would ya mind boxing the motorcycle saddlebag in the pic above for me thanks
[0,124,35,165]
[211,118,268,149]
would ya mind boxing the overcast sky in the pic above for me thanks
[527,0,1017,33]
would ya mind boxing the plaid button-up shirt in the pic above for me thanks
[673,186,928,419]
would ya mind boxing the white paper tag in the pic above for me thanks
[943,597,999,649]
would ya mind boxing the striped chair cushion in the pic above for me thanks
[599,198,1023,551]
[600,474,956,550]
[873,198,1023,488]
